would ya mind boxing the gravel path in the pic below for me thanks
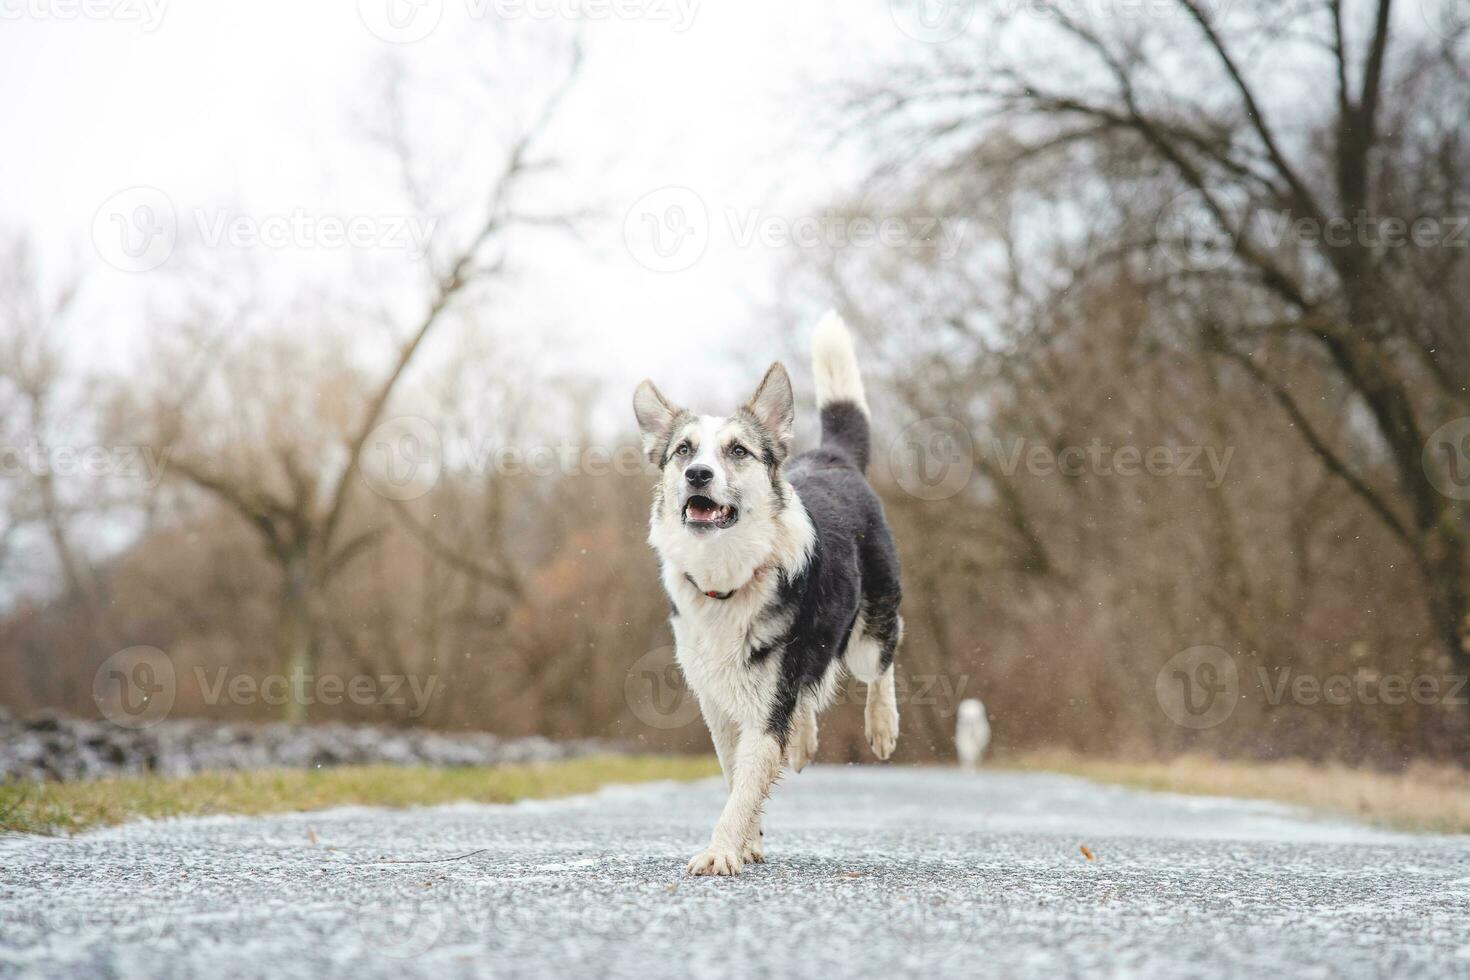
[3,766,1469,979]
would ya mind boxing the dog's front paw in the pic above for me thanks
[866,701,898,761]
[786,734,815,773]
[787,710,819,772]
[687,846,743,876]
[739,835,765,864]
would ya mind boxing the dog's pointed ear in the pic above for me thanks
[745,362,795,457]
[634,379,682,463]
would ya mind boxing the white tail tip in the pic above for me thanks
[811,310,868,415]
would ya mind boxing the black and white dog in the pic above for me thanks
[633,311,903,876]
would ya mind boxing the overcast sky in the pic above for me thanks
[1,0,939,408]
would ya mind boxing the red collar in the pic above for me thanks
[684,563,773,601]
[684,573,736,600]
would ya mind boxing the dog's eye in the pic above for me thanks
[729,444,748,458]
[674,442,691,457]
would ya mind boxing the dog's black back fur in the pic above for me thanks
[755,399,902,742]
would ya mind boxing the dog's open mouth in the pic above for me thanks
[683,495,739,530]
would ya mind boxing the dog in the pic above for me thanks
[955,698,990,770]
[633,311,903,876]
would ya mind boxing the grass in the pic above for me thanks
[9,749,1463,839]
[0,754,720,837]
[1006,749,1470,835]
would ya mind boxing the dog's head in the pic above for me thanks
[633,363,795,541]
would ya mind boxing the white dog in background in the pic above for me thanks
[955,698,990,770]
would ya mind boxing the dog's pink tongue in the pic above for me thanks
[688,502,718,521]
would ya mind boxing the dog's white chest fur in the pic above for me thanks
[668,588,784,729]
[654,497,814,729]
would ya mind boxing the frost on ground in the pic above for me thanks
[3,767,1469,980]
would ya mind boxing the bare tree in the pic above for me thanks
[0,240,100,634]
[846,0,1470,668]
[135,43,585,724]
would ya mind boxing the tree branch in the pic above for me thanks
[1209,331,1412,547]
[319,45,583,555]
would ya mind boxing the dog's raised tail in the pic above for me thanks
[812,310,871,471]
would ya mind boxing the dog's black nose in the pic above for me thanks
[685,464,714,488]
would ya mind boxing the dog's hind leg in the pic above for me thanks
[847,606,902,761]
[864,666,899,761]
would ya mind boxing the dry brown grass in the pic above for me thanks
[0,755,720,837]
[1006,750,1470,835]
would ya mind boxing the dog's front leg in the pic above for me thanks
[786,699,818,772]
[702,709,764,865]
[687,727,781,876]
